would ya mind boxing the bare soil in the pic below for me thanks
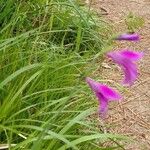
[87,0,150,149]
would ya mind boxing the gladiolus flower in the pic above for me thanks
[107,50,143,86]
[86,77,121,118]
[115,33,139,41]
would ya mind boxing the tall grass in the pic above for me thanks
[0,0,126,149]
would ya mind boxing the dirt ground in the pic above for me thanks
[87,0,150,149]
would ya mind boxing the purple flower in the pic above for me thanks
[107,50,143,86]
[115,33,139,41]
[86,77,121,118]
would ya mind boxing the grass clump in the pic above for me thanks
[125,12,145,32]
[0,0,126,149]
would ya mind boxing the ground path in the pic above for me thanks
[88,0,150,149]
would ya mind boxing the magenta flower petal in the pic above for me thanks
[86,77,121,118]
[99,85,121,100]
[85,77,99,93]
[96,93,108,118]
[120,50,144,61]
[107,50,143,85]
[99,99,108,118]
[122,61,138,85]
[115,33,140,41]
